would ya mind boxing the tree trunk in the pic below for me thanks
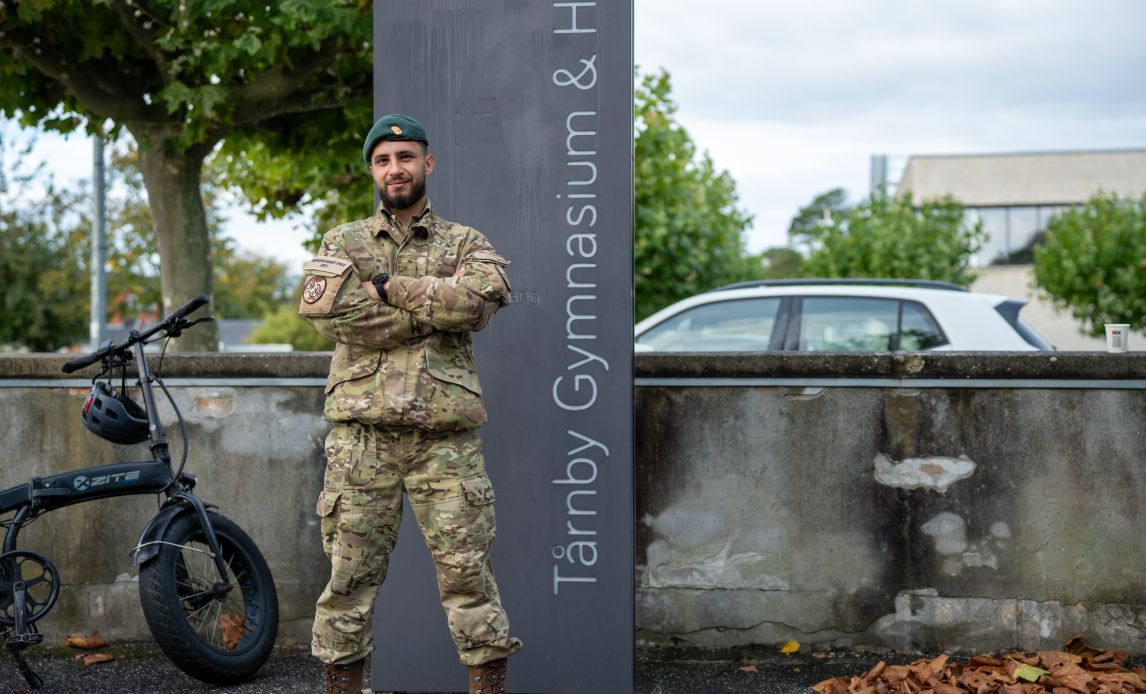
[134,135,219,351]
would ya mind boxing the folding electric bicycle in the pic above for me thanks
[0,295,278,689]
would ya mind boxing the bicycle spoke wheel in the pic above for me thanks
[138,511,278,685]
[0,550,60,627]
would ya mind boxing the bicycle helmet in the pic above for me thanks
[81,381,150,445]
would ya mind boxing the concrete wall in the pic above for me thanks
[0,353,332,645]
[636,352,1146,654]
[2,351,1145,655]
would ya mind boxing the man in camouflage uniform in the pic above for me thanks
[300,114,521,694]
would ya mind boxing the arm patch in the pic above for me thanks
[303,256,354,277]
[299,256,354,316]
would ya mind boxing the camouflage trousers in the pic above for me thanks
[311,422,522,666]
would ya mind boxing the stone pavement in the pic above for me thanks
[0,642,914,693]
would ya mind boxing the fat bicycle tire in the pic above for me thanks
[138,511,278,684]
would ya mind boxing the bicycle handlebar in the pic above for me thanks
[62,295,210,374]
[167,294,210,322]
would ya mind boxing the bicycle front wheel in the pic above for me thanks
[138,510,279,684]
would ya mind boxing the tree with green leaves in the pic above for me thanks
[634,70,756,321]
[246,301,334,351]
[0,132,294,351]
[1033,193,1146,337]
[788,187,850,248]
[0,135,87,350]
[797,191,983,287]
[0,0,372,349]
[755,246,804,280]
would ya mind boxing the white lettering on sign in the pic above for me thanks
[552,2,597,34]
[551,430,609,594]
[550,0,608,596]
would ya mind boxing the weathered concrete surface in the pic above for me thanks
[2,351,1145,656]
[636,350,1146,380]
[636,352,1146,654]
[0,354,331,645]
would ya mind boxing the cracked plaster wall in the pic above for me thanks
[636,384,1146,653]
[0,384,328,644]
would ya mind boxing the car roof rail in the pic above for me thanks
[711,278,970,292]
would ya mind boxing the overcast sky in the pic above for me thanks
[8,0,1146,266]
[637,0,1146,252]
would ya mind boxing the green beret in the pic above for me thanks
[362,114,429,162]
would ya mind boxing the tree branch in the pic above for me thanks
[228,35,345,122]
[230,95,343,127]
[111,0,172,81]
[2,35,162,123]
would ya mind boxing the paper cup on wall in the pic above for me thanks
[1104,324,1130,353]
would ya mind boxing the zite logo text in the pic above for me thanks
[73,470,142,491]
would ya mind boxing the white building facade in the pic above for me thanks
[892,149,1146,350]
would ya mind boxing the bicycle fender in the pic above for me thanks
[131,504,195,567]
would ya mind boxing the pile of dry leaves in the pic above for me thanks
[812,637,1146,693]
[65,630,113,666]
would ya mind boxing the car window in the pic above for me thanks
[637,298,781,351]
[798,297,949,351]
[900,301,948,350]
[799,297,898,351]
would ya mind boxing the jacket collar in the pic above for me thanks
[373,200,434,245]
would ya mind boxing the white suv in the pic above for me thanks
[635,279,1053,352]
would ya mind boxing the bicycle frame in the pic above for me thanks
[0,325,231,580]
[0,295,278,690]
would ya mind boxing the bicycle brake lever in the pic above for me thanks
[166,316,213,339]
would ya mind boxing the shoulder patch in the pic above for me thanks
[303,256,354,277]
[465,250,510,266]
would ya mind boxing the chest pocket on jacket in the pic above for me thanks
[299,256,353,316]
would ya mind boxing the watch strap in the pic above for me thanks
[372,273,390,301]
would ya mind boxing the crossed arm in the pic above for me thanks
[301,234,511,348]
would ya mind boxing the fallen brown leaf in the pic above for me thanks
[811,637,1146,693]
[219,613,244,650]
[1063,635,1100,661]
[74,652,114,666]
[65,631,107,650]
[738,663,758,673]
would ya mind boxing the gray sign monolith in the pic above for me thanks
[370,2,634,692]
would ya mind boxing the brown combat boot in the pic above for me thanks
[468,657,507,694]
[324,658,365,694]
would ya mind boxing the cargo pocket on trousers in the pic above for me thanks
[316,490,341,517]
[460,474,496,546]
[316,490,342,557]
[324,426,372,488]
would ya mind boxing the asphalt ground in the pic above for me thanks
[0,642,918,693]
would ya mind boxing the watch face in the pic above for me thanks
[373,275,389,298]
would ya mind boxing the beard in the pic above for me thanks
[379,175,427,212]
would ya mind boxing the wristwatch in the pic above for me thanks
[371,273,390,302]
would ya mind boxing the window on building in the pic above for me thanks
[971,208,1010,265]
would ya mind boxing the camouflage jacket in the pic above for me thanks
[299,203,511,430]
